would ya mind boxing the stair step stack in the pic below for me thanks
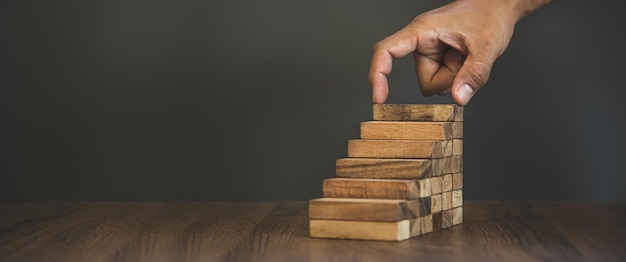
[309,104,464,241]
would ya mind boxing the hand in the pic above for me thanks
[369,0,550,105]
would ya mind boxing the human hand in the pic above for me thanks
[369,0,550,105]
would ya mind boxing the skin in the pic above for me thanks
[369,0,551,105]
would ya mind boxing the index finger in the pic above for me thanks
[369,34,418,104]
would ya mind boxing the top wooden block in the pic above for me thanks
[373,104,463,122]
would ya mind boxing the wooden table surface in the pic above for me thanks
[0,201,624,262]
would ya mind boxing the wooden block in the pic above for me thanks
[452,122,463,138]
[441,157,452,174]
[442,210,453,228]
[323,178,431,200]
[310,219,410,241]
[430,194,442,213]
[452,190,463,208]
[347,140,447,159]
[452,139,463,156]
[442,140,453,157]
[456,156,463,172]
[452,173,463,190]
[432,212,443,231]
[309,198,431,222]
[336,158,440,179]
[372,104,462,122]
[361,121,452,141]
[408,214,434,237]
[442,156,463,174]
[454,106,463,122]
[453,156,463,173]
[442,174,453,192]
[442,191,452,210]
[452,207,463,225]
[430,176,443,195]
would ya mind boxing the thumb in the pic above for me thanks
[451,56,494,106]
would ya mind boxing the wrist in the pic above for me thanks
[512,0,552,21]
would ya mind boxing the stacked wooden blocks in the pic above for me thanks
[309,104,464,241]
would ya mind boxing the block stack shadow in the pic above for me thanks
[309,104,464,241]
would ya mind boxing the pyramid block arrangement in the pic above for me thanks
[309,104,464,241]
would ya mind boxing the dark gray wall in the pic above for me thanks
[1,0,624,201]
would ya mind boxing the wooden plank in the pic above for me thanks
[430,176,443,195]
[442,174,453,192]
[336,158,440,179]
[442,209,453,228]
[452,173,463,190]
[452,207,463,225]
[453,139,463,155]
[442,191,452,210]
[360,121,452,140]
[372,104,462,122]
[322,178,431,200]
[309,219,410,241]
[347,140,446,159]
[431,194,442,213]
[452,190,463,208]
[452,122,463,138]
[309,198,430,222]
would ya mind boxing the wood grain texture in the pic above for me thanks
[335,158,440,179]
[0,202,277,262]
[415,214,434,235]
[454,106,463,122]
[347,139,446,159]
[322,178,431,200]
[430,176,443,195]
[373,104,463,122]
[452,207,463,225]
[309,198,430,222]
[453,139,463,155]
[432,212,443,231]
[442,140,453,158]
[431,194,443,213]
[309,219,410,241]
[453,173,463,190]
[442,174,453,192]
[360,121,452,140]
[442,209,453,228]
[452,122,463,138]
[442,156,463,174]
[453,156,463,173]
[441,157,452,174]
[442,191,452,210]
[1,202,625,261]
[452,190,463,208]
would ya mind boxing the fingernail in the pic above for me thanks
[457,83,474,105]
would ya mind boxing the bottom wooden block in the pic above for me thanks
[452,207,463,225]
[310,219,410,241]
[442,210,453,228]
[310,214,436,241]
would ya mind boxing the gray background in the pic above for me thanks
[1,0,624,201]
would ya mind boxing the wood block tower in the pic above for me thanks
[309,104,464,241]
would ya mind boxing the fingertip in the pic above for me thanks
[373,85,388,104]
[452,82,474,106]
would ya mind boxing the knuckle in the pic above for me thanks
[465,62,491,86]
